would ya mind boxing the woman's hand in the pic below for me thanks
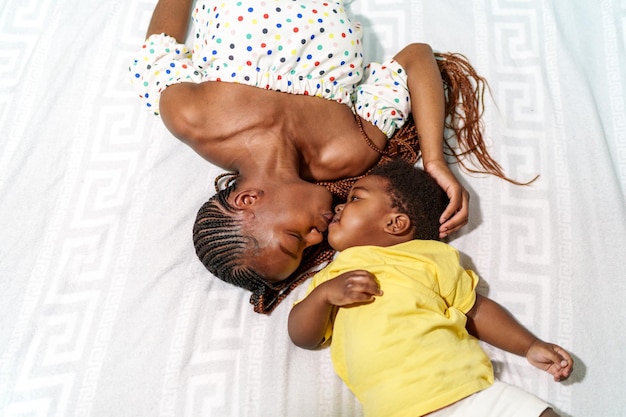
[394,44,469,238]
[424,159,469,238]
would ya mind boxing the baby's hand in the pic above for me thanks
[526,339,574,382]
[322,270,383,307]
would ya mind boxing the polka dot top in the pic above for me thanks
[130,0,364,115]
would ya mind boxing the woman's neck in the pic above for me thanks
[179,81,385,182]
[234,129,303,181]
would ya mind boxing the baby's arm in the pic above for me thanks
[288,270,383,349]
[393,44,469,237]
[466,294,573,381]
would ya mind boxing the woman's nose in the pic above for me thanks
[304,227,323,246]
[334,204,344,214]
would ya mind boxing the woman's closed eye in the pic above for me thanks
[279,232,303,260]
[289,232,303,242]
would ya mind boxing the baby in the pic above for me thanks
[288,159,573,417]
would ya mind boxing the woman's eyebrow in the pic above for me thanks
[278,243,298,259]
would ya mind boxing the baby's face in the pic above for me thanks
[328,175,395,251]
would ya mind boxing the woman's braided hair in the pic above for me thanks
[193,185,267,298]
[193,183,333,314]
[436,52,537,185]
[193,52,533,314]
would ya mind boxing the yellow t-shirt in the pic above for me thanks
[305,240,494,417]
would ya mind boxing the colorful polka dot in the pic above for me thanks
[130,2,368,117]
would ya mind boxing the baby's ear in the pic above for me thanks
[384,213,412,236]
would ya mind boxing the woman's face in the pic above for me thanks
[247,182,334,282]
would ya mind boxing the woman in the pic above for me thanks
[130,0,513,313]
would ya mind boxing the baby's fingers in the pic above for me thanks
[551,346,574,381]
[345,276,383,298]
[528,342,574,382]
[328,270,383,306]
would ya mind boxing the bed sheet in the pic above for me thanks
[1,0,625,416]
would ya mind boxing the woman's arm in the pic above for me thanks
[142,0,212,147]
[393,44,469,237]
[288,270,383,349]
[466,294,573,381]
[146,0,194,41]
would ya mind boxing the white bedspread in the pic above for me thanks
[1,1,625,416]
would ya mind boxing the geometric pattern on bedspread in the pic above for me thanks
[1,1,625,417]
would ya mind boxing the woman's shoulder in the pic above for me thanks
[292,100,386,181]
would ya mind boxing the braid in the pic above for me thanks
[193,185,285,313]
[435,52,538,185]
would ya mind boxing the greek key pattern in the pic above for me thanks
[2,1,625,417]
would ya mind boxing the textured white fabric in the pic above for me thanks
[427,381,549,417]
[1,1,625,416]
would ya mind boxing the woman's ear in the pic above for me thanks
[232,189,264,209]
[384,213,413,236]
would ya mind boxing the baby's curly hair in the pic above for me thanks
[369,159,449,241]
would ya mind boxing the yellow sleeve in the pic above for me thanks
[438,246,480,314]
